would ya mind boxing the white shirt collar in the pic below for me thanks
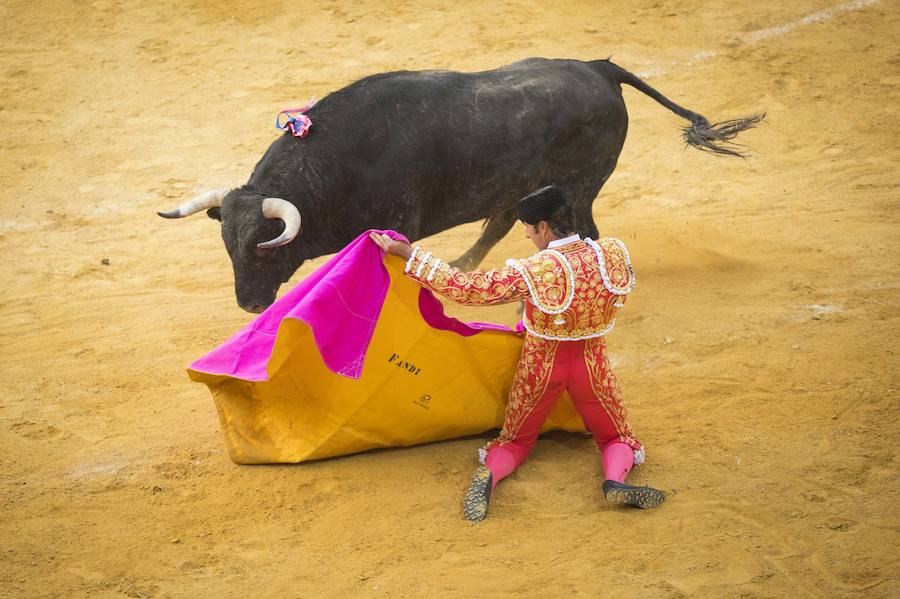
[547,234,581,249]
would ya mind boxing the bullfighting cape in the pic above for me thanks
[187,230,585,464]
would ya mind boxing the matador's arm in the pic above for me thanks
[403,245,531,306]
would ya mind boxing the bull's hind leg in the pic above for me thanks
[449,207,517,271]
[573,199,600,240]
[570,170,615,241]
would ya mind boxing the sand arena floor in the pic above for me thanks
[1,0,898,597]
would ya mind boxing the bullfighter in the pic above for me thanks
[370,185,665,521]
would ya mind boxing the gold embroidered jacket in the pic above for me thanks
[404,236,635,340]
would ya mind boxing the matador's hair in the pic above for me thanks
[517,185,575,235]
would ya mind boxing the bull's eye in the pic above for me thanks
[254,246,273,258]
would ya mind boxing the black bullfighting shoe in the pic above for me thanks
[463,466,493,522]
[602,480,666,509]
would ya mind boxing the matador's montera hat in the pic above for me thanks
[516,185,568,225]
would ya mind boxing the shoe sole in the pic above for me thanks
[604,485,665,509]
[463,466,492,522]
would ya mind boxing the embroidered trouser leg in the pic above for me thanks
[565,337,642,453]
[485,335,566,480]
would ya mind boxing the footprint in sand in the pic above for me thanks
[137,37,172,64]
[11,420,64,440]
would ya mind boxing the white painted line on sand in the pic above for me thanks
[742,0,879,44]
[634,0,879,78]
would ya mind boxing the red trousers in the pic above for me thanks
[485,335,642,473]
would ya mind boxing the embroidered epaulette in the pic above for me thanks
[585,237,635,296]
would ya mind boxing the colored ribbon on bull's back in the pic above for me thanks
[275,97,317,138]
[187,230,585,464]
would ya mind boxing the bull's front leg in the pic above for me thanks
[448,207,517,271]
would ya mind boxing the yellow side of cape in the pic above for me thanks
[188,255,586,464]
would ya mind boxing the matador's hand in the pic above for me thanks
[369,232,413,259]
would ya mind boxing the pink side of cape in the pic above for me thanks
[188,230,515,381]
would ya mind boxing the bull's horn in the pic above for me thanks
[257,198,301,248]
[157,189,228,219]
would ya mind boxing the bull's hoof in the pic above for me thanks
[448,258,477,271]
[463,466,493,522]
[602,480,665,509]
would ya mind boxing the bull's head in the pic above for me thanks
[159,189,302,313]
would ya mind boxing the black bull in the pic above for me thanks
[160,58,762,313]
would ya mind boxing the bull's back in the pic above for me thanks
[350,61,623,212]
[325,58,624,140]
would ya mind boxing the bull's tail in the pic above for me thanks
[599,60,765,157]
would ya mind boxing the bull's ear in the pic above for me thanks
[206,207,222,221]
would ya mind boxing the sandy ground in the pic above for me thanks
[1,0,898,597]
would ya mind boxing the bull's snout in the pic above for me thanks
[235,280,277,314]
[237,290,275,313]
[241,302,267,314]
